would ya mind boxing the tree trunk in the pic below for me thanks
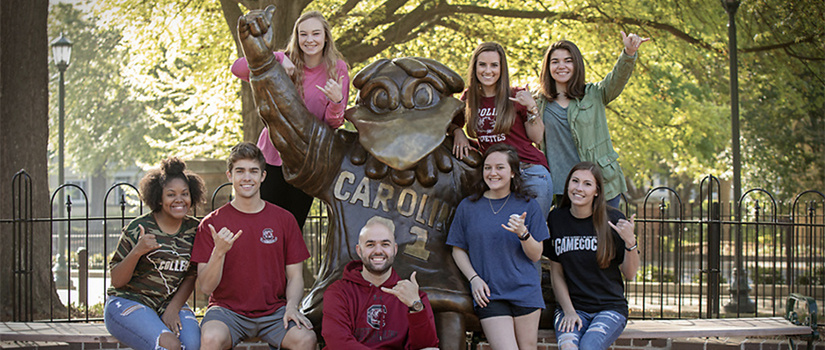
[0,0,66,321]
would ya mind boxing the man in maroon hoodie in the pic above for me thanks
[322,216,439,349]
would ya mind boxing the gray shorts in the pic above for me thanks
[201,306,297,349]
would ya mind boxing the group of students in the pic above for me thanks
[103,8,649,350]
[446,23,648,350]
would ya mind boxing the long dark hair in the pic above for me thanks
[559,161,614,268]
[539,40,586,101]
[464,42,516,138]
[468,143,533,202]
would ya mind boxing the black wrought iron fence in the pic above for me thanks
[2,171,823,322]
[622,175,825,320]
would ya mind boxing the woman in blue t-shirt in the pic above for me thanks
[447,143,549,349]
[544,161,640,349]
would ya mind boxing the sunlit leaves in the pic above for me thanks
[95,0,241,162]
[50,0,825,197]
[48,2,157,176]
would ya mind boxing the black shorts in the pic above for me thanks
[475,300,541,319]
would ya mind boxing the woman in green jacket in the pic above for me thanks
[537,32,649,208]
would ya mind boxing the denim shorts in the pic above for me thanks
[104,296,200,350]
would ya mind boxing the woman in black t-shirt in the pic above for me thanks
[544,161,640,350]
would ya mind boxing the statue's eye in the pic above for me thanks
[371,89,390,110]
[413,83,434,107]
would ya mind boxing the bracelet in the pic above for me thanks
[526,113,539,124]
[469,274,479,282]
[625,242,638,251]
[519,231,531,241]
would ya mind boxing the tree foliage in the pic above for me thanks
[53,0,824,196]
[95,0,242,161]
[48,3,157,177]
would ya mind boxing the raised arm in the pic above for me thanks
[196,224,242,295]
[318,66,350,128]
[622,30,650,57]
[609,214,641,280]
[237,6,327,169]
[511,87,544,145]
[110,224,160,288]
[501,212,543,262]
[597,31,650,105]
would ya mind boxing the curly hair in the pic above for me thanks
[467,143,535,202]
[139,157,206,213]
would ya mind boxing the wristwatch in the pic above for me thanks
[519,231,531,241]
[409,300,424,313]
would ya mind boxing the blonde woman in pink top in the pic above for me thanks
[232,11,349,229]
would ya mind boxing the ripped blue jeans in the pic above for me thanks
[553,309,626,350]
[104,296,200,350]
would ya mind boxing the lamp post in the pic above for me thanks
[721,0,754,314]
[723,0,741,220]
[51,33,72,289]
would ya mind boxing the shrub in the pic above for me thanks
[638,265,676,282]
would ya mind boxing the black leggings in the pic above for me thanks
[260,164,315,231]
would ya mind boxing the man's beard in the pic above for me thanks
[361,253,395,275]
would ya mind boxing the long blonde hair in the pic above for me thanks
[283,11,347,98]
[464,42,515,138]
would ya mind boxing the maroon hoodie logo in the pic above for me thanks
[366,304,387,329]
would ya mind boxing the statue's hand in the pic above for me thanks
[237,5,277,68]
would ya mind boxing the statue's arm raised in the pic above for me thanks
[237,6,322,168]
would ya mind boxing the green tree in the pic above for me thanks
[79,0,823,197]
[48,3,158,178]
[101,1,242,161]
[736,0,825,198]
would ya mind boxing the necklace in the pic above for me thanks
[488,193,511,215]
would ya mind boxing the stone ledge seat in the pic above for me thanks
[494,293,819,350]
[1,294,818,349]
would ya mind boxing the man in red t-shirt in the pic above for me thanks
[322,216,439,350]
[192,142,316,350]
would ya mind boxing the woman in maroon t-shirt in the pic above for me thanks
[449,41,554,218]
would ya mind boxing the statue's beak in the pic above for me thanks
[348,97,463,170]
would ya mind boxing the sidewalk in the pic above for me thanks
[56,271,108,308]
